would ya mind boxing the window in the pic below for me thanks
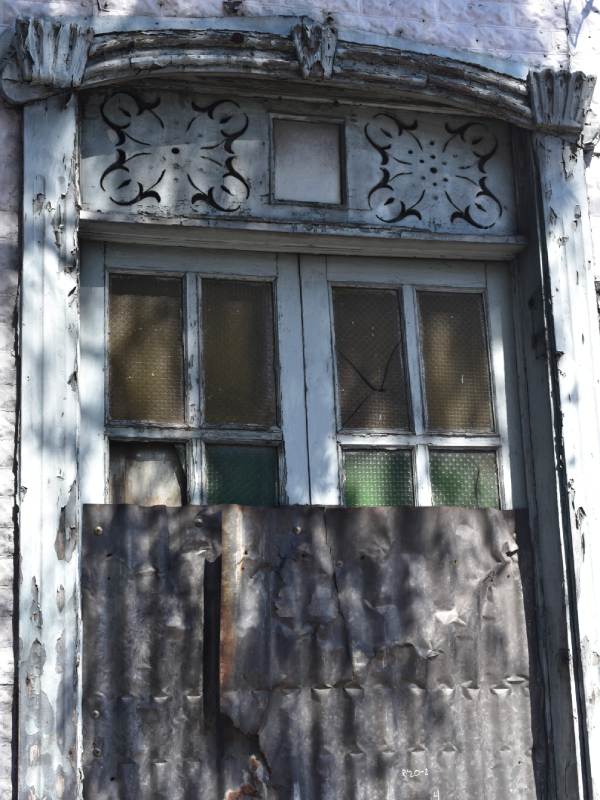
[80,245,524,509]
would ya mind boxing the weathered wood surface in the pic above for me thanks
[19,94,81,800]
[82,504,544,799]
[533,130,600,800]
[80,89,518,237]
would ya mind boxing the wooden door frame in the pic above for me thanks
[4,14,599,799]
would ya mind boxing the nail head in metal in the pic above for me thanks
[94,526,103,536]
[293,526,302,535]
[92,747,102,758]
[91,709,100,719]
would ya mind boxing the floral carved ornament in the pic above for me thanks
[99,92,250,212]
[365,114,504,230]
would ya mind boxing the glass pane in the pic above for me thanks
[205,445,278,505]
[332,287,409,430]
[343,449,414,507]
[419,291,493,432]
[109,273,184,423]
[109,441,186,506]
[273,118,342,204]
[203,280,277,427]
[430,450,499,508]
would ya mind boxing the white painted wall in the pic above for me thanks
[0,0,598,794]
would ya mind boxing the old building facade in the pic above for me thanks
[1,1,600,798]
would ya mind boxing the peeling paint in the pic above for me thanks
[56,584,65,612]
[30,577,42,629]
[54,480,78,562]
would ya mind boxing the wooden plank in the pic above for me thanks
[327,254,487,287]
[534,132,600,799]
[300,255,340,504]
[486,262,527,508]
[20,95,80,799]
[105,242,279,276]
[80,240,107,505]
[82,215,527,262]
[276,254,310,504]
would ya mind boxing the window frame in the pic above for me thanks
[299,253,524,508]
[81,242,525,511]
[80,244,311,506]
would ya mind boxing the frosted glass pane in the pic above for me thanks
[109,442,186,506]
[273,118,342,204]
[206,445,278,506]
[343,449,414,507]
[109,274,184,423]
[203,279,277,427]
[430,450,499,508]
[419,291,493,432]
[333,287,409,430]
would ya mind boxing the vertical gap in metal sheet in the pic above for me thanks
[204,554,222,792]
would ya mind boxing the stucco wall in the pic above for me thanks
[0,0,598,795]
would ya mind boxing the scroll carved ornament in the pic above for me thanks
[99,92,250,212]
[291,16,337,79]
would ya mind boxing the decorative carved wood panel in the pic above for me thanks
[81,90,518,236]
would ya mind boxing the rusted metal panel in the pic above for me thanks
[220,505,545,799]
[83,504,544,798]
[82,504,221,799]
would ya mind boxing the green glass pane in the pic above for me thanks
[430,450,499,508]
[343,450,414,507]
[206,445,278,506]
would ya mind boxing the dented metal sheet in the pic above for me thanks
[83,504,544,799]
[82,505,222,799]
[220,505,545,799]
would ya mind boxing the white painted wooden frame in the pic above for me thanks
[300,255,525,509]
[80,243,310,507]
[13,17,600,800]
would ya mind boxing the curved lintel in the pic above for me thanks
[0,15,595,140]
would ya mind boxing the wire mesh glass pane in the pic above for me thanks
[109,441,186,506]
[109,274,184,423]
[430,450,499,508]
[203,280,277,427]
[343,450,414,507]
[419,291,493,432]
[332,287,409,430]
[205,445,278,506]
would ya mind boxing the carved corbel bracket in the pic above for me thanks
[15,17,93,88]
[528,68,596,140]
[291,16,337,79]
[2,17,93,102]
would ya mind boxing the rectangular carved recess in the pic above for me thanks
[80,91,517,236]
[82,504,544,799]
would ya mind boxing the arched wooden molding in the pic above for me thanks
[1,16,595,141]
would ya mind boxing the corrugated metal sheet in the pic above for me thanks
[83,504,545,799]
[82,505,222,798]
